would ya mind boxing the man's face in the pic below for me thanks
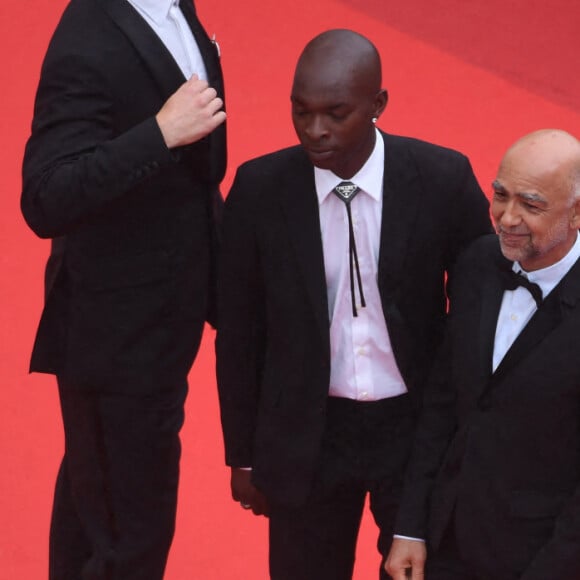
[291,63,384,180]
[492,152,578,271]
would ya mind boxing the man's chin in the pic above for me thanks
[499,241,525,263]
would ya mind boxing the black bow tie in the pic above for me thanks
[332,181,366,317]
[501,269,543,307]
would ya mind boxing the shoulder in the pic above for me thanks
[224,145,309,212]
[47,0,106,42]
[383,132,469,163]
[382,132,474,181]
[456,234,506,276]
[234,145,309,180]
[42,0,123,66]
[447,234,505,301]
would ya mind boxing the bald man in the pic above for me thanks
[386,130,580,580]
[216,29,491,579]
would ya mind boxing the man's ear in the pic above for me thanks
[373,89,388,120]
[570,197,580,229]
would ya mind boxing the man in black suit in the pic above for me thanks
[21,0,226,578]
[216,29,492,579]
[386,129,580,580]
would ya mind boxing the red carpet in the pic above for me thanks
[2,0,579,578]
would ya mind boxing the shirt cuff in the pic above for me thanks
[393,535,425,542]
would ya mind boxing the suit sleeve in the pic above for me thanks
[392,157,491,536]
[394,240,485,537]
[21,51,175,239]
[445,156,494,289]
[215,168,266,468]
[394,327,458,538]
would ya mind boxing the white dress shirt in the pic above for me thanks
[315,129,407,401]
[493,232,580,371]
[125,0,208,81]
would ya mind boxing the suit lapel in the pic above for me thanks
[378,133,422,293]
[101,0,185,97]
[477,248,514,383]
[179,0,226,183]
[487,254,580,390]
[179,0,221,88]
[477,270,505,383]
[278,153,329,344]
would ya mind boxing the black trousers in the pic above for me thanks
[49,379,187,580]
[269,394,416,580]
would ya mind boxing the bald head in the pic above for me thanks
[294,29,382,95]
[492,129,580,270]
[501,129,580,201]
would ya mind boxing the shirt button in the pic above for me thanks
[510,313,518,321]
[360,391,369,400]
[356,347,366,356]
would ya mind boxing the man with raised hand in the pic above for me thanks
[21,0,226,577]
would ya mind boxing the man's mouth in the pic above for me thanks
[305,148,334,161]
[499,229,529,245]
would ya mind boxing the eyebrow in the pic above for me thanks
[290,95,348,109]
[492,180,548,206]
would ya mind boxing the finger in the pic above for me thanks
[262,501,270,518]
[194,86,218,107]
[206,96,224,116]
[185,74,206,89]
[387,569,405,580]
[257,494,270,517]
[207,110,227,130]
[384,559,406,580]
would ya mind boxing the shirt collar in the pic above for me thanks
[315,128,385,205]
[514,232,580,296]
[127,0,175,24]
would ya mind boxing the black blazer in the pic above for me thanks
[21,0,226,394]
[396,235,580,580]
[216,133,492,506]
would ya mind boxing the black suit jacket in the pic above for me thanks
[21,0,226,394]
[396,234,580,580]
[216,133,492,506]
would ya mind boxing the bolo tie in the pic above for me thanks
[332,181,366,317]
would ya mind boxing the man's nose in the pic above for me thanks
[305,116,329,141]
[499,201,522,227]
